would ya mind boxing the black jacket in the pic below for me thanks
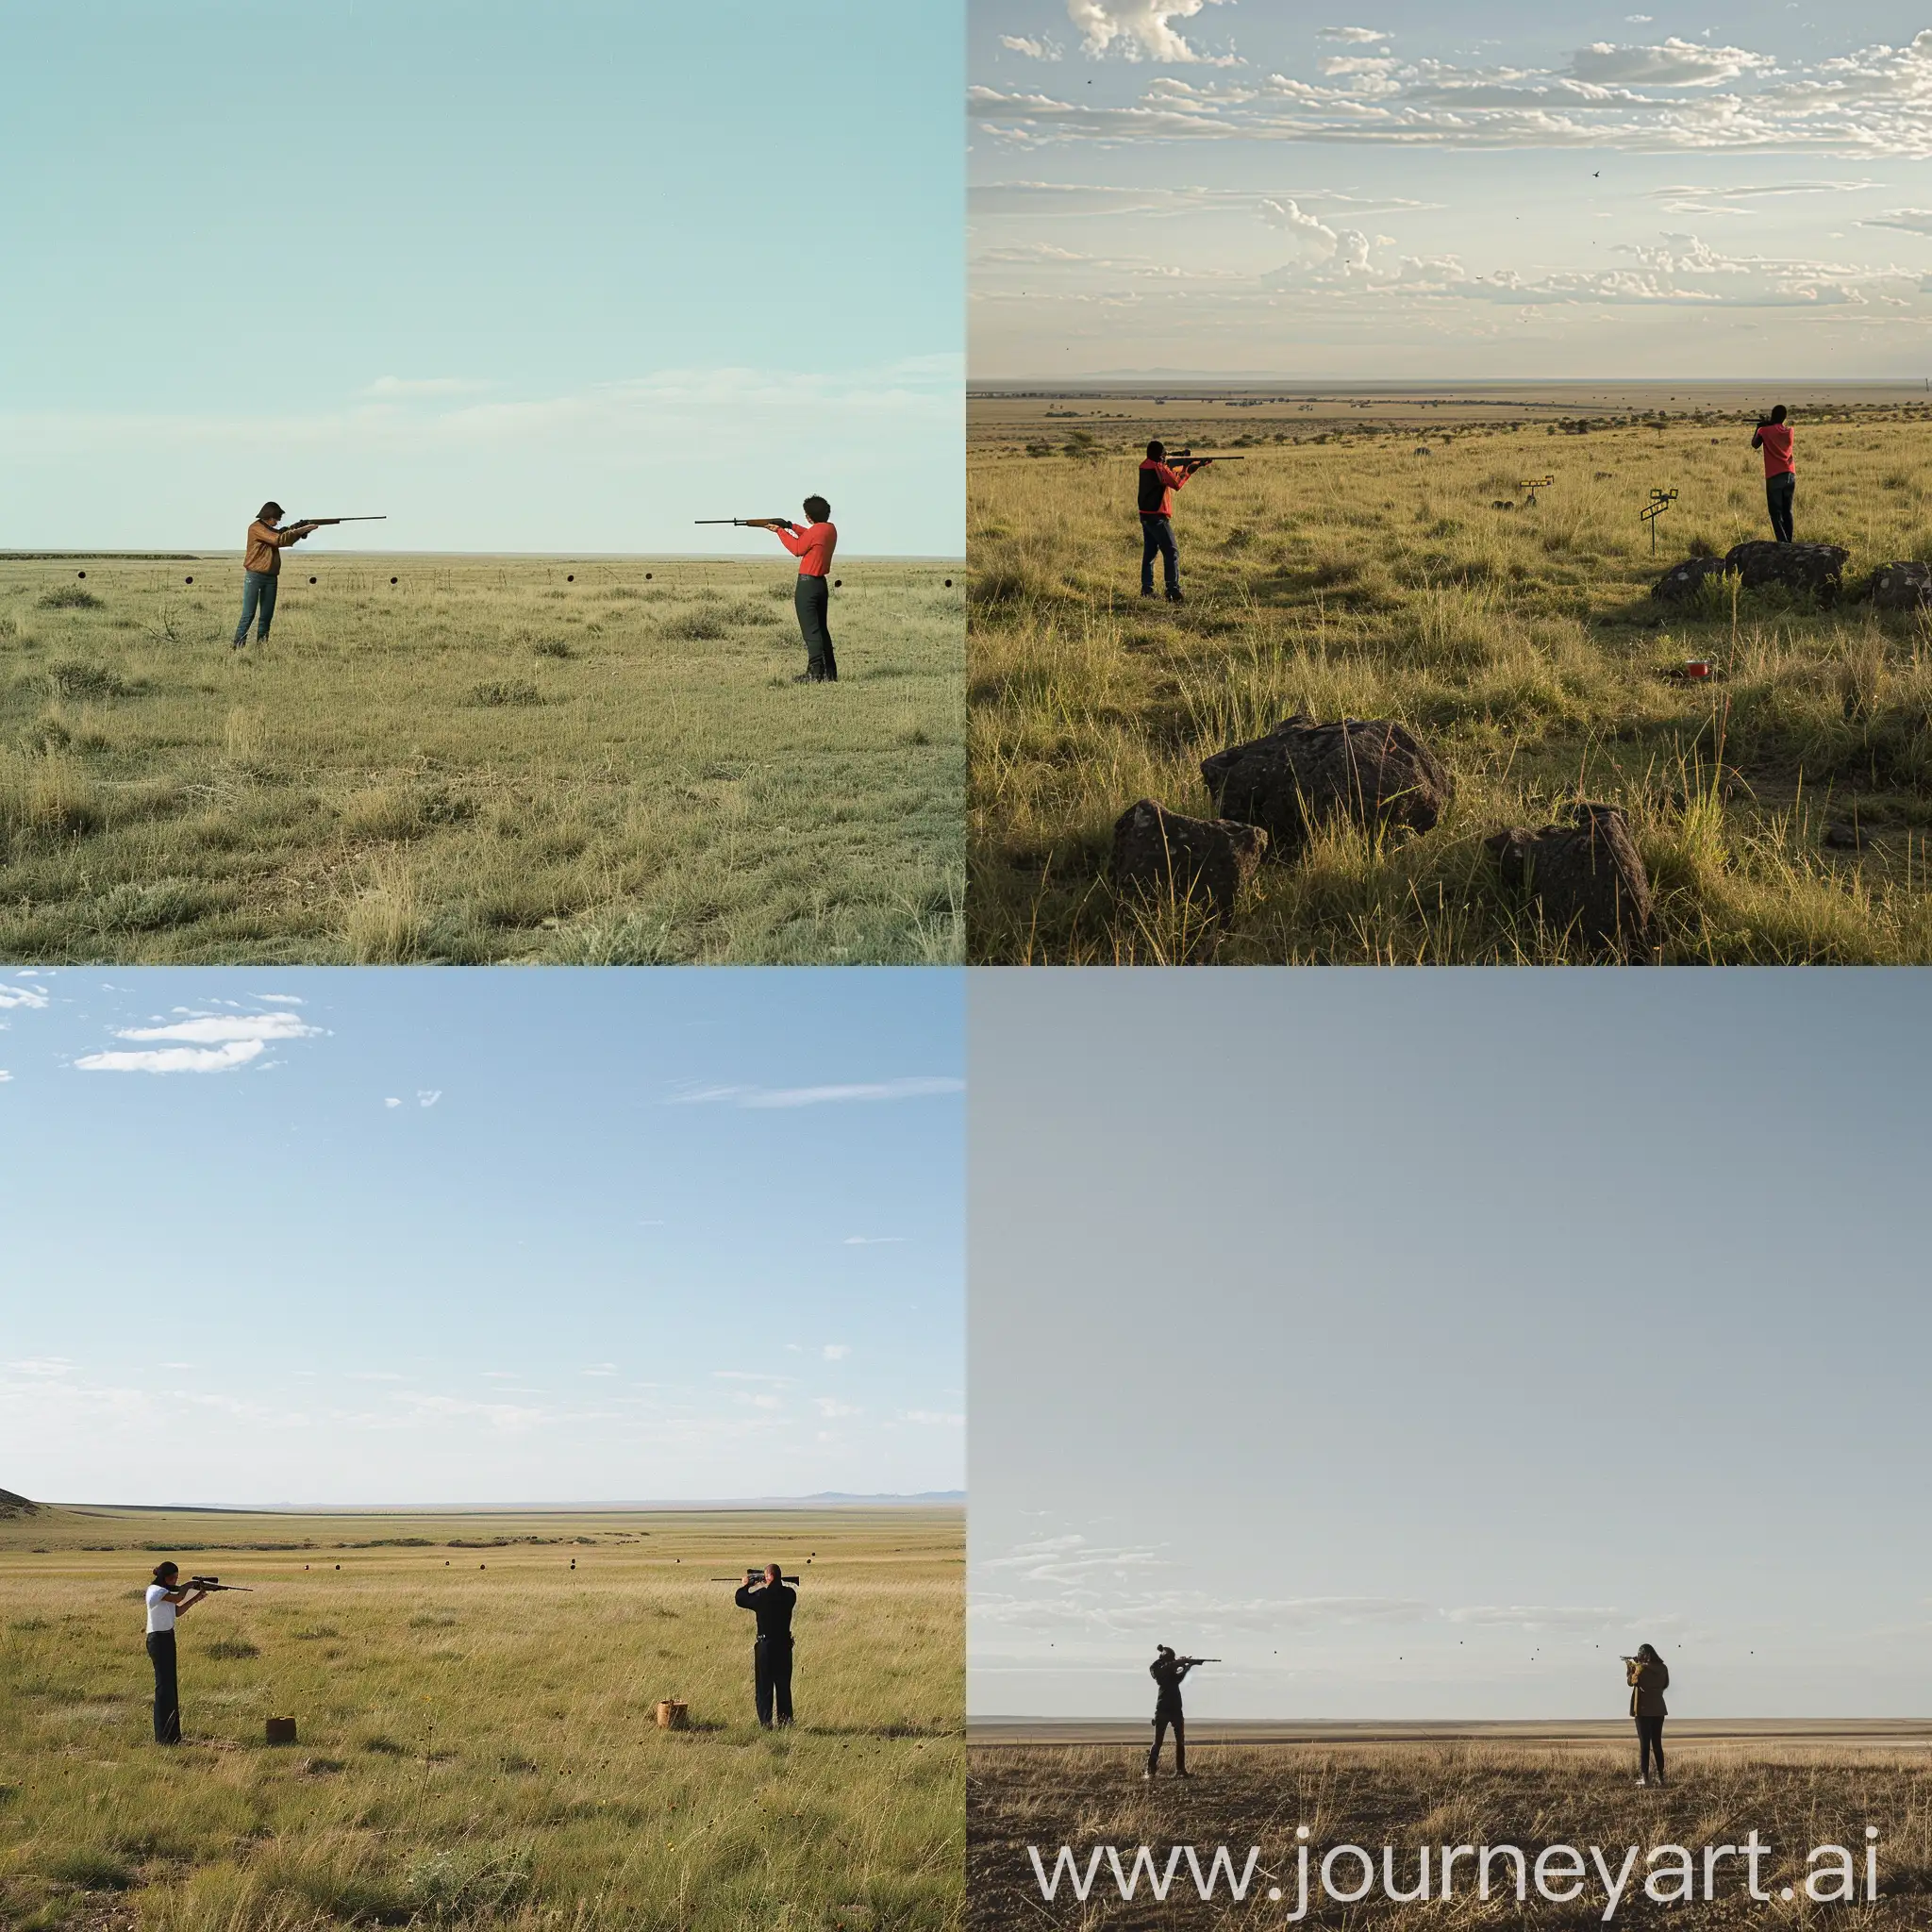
[735,1580,796,1641]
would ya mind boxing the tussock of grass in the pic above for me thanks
[0,557,962,962]
[971,413,1932,961]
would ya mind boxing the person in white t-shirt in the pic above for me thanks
[144,1561,210,1744]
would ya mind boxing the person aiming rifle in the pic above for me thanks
[696,496,839,681]
[233,505,384,649]
[1145,1644,1215,1778]
[734,1562,799,1727]
[1751,406,1796,544]
[1137,443,1236,605]
[1625,1643,1670,1787]
[143,1561,247,1742]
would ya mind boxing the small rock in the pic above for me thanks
[1488,803,1657,959]
[1200,715,1454,860]
[1822,822,1873,851]
[1722,540,1848,598]
[1110,799,1268,919]
[1652,556,1731,601]
[1863,560,1932,612]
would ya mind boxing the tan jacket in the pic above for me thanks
[243,520,308,575]
[1627,1657,1669,1718]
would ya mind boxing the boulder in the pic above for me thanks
[1199,715,1454,859]
[1487,803,1657,960]
[1863,560,1932,612]
[1110,799,1268,919]
[1652,556,1731,602]
[1721,540,1848,597]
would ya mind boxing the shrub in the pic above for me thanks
[46,661,127,699]
[36,585,102,610]
[472,678,541,707]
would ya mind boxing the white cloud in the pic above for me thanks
[842,1236,905,1246]
[0,985,49,1010]
[1318,26,1389,43]
[416,1090,441,1108]
[815,1398,862,1418]
[0,1072,11,1083]
[583,1364,618,1377]
[1566,38,1778,88]
[670,1076,962,1108]
[362,375,494,398]
[115,1013,319,1045]
[1066,0,1238,66]
[385,1097,402,1108]
[253,993,305,1005]
[75,1041,267,1074]
[823,1344,852,1361]
[1002,34,1060,59]
[898,1409,965,1425]
[1864,207,1932,233]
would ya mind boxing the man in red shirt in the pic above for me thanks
[1751,406,1796,543]
[751,495,838,681]
[1138,441,1205,603]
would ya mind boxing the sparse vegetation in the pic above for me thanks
[1,1503,963,1931]
[969,403,1932,962]
[0,556,963,963]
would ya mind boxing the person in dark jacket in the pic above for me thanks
[734,1563,797,1727]
[1144,1644,1198,1778]
[1626,1643,1670,1787]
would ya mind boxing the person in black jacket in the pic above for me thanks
[1145,1644,1197,1778]
[1625,1642,1670,1787]
[734,1563,797,1727]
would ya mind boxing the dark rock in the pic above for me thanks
[1487,803,1657,959]
[1110,799,1267,919]
[1652,556,1731,601]
[1823,822,1874,851]
[1199,715,1454,859]
[1721,540,1848,597]
[1863,560,1932,612]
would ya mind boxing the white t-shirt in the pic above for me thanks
[145,1584,178,1634]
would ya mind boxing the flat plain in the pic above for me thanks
[0,1499,963,1932]
[0,555,962,964]
[969,382,1932,962]
[969,1732,1932,1928]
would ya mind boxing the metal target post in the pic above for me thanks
[1641,488,1678,555]
[1521,475,1555,507]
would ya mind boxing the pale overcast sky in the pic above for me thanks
[2,3,962,554]
[971,970,1932,1723]
[971,1,1932,378]
[0,970,962,1507]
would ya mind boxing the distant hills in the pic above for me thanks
[0,1488,38,1517]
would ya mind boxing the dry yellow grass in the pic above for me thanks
[0,1503,962,1932]
[968,401,1932,962]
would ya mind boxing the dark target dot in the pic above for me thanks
[645,572,653,580]
[184,575,193,584]
[390,576,398,585]
[944,578,953,588]
[308,575,317,584]
[76,571,86,579]
[566,574,575,582]
[833,578,841,588]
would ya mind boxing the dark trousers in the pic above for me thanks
[755,1636,794,1726]
[794,575,837,680]
[234,569,278,644]
[147,1631,181,1743]
[1636,1714,1665,1780]
[1148,1706,1185,1774]
[1766,473,1795,544]
[1141,516,1180,597]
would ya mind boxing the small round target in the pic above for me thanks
[390,576,398,585]
[645,572,653,580]
[308,575,317,584]
[184,575,193,584]
[944,578,953,588]
[833,578,841,588]
[76,571,86,580]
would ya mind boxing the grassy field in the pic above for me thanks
[0,555,962,965]
[969,395,1932,962]
[0,1501,962,1932]
[969,1739,1932,1927]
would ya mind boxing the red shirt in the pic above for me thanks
[1138,460,1192,518]
[777,520,837,576]
[1755,423,1794,478]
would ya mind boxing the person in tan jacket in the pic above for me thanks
[1626,1643,1670,1787]
[233,502,321,648]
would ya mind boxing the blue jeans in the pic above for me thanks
[1141,516,1179,596]
[234,570,278,644]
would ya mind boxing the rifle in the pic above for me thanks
[694,518,795,529]
[183,1575,252,1592]
[1175,1656,1220,1667]
[1167,451,1244,467]
[713,1573,801,1585]
[286,516,386,528]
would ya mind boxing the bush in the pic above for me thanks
[48,1851,133,1892]
[472,678,541,707]
[659,606,728,641]
[36,585,102,610]
[46,661,128,699]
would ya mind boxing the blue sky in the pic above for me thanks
[1,2,963,555]
[972,1,1932,378]
[0,969,963,1507]
[971,969,1932,1721]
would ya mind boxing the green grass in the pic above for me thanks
[0,1503,962,1931]
[0,555,963,964]
[968,407,1932,962]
